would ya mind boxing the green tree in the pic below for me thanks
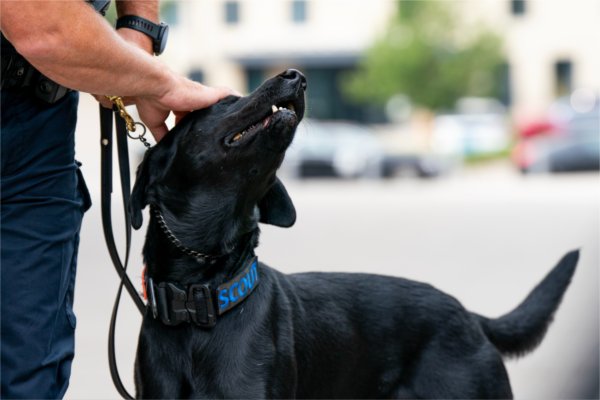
[345,1,504,112]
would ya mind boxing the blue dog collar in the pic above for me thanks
[146,257,260,328]
[217,257,259,315]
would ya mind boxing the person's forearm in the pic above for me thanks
[0,0,172,97]
[116,0,158,20]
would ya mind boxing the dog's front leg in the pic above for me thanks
[134,354,186,399]
[134,323,188,399]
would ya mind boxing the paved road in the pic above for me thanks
[66,96,599,398]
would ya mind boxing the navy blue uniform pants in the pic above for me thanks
[1,91,91,398]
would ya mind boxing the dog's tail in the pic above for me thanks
[475,250,579,358]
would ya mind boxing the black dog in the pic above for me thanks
[130,69,578,399]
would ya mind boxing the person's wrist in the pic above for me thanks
[150,67,179,101]
[117,28,154,55]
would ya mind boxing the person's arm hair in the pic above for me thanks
[1,0,235,140]
[115,0,158,55]
[0,0,170,97]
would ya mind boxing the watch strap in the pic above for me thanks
[116,15,160,39]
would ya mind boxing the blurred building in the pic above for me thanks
[162,0,600,122]
[462,0,600,122]
[163,0,394,122]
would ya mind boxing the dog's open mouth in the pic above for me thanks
[225,102,298,147]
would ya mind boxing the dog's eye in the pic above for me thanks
[232,133,243,142]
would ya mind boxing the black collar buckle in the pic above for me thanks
[147,279,217,328]
[187,284,217,328]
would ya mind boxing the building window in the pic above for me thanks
[188,69,205,84]
[555,60,573,97]
[224,1,239,25]
[292,0,307,23]
[498,62,511,106]
[510,0,526,15]
[246,69,265,93]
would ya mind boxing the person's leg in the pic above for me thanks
[1,91,90,398]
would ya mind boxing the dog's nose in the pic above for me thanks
[280,69,307,91]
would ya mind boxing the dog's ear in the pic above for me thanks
[130,150,153,230]
[129,134,179,229]
[258,177,296,227]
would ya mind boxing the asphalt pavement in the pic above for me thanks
[65,96,599,399]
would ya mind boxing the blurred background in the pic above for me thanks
[67,0,599,398]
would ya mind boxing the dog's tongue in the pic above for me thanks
[263,115,272,128]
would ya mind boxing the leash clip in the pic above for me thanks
[105,95,152,149]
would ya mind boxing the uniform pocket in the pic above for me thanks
[75,161,92,213]
[64,234,80,329]
[0,92,30,177]
[63,162,90,329]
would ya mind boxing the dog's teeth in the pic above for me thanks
[232,133,243,142]
[271,105,278,114]
[278,107,284,111]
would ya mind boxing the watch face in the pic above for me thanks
[157,23,169,55]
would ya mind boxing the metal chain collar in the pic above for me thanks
[106,95,152,149]
[152,207,221,263]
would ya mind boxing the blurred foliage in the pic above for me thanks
[464,147,512,164]
[104,1,117,24]
[344,0,504,112]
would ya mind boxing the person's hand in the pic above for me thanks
[133,76,236,142]
[92,29,238,142]
[114,29,239,141]
[95,77,235,142]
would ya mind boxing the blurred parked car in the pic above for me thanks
[282,120,385,178]
[431,98,511,159]
[512,97,600,173]
[282,120,441,179]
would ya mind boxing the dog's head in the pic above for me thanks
[130,69,306,235]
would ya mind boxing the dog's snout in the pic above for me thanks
[280,69,307,90]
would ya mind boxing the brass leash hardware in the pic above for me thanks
[105,95,151,149]
[106,95,136,131]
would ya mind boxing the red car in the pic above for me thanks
[513,97,599,173]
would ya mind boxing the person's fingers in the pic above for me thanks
[92,93,114,109]
[92,93,137,109]
[163,79,239,112]
[131,78,241,140]
[203,85,241,104]
[174,110,188,125]
[215,85,242,98]
[147,122,168,142]
[231,88,243,97]
[135,99,170,142]
[119,96,136,106]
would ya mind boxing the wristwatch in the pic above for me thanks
[116,15,169,56]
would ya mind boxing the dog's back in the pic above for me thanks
[280,250,579,398]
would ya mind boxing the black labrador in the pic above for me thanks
[130,69,578,399]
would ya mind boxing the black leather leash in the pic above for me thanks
[100,104,147,399]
